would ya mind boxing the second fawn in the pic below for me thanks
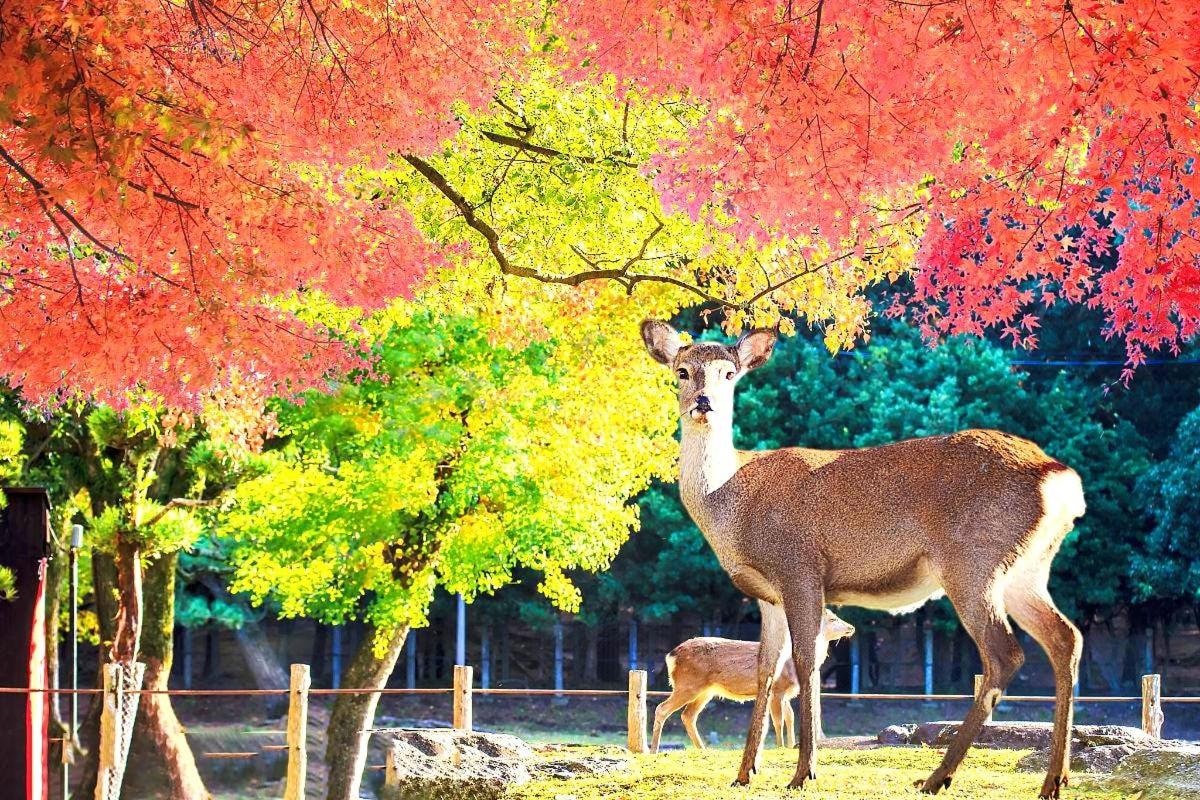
[651,608,855,752]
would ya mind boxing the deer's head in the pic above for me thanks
[640,320,777,428]
[820,609,856,644]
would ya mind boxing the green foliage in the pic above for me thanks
[1134,404,1200,604]
[0,566,14,601]
[0,417,25,485]
[221,306,675,643]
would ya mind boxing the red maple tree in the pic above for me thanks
[560,0,1200,377]
[0,0,526,405]
[3,1,1198,406]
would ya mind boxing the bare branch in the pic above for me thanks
[404,153,863,312]
[479,129,636,167]
[142,497,217,528]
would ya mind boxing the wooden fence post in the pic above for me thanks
[1141,674,1163,739]
[627,669,647,753]
[974,674,994,724]
[96,661,145,800]
[284,664,310,800]
[453,665,473,731]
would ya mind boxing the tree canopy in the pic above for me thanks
[222,288,676,640]
[3,1,1197,405]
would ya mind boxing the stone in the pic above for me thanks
[1110,746,1200,799]
[877,725,917,745]
[1016,743,1147,774]
[378,729,628,800]
[533,756,631,780]
[1016,738,1200,798]
[909,721,1152,751]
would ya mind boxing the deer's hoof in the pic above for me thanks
[1039,774,1066,799]
[786,770,816,790]
[731,775,751,788]
[916,774,953,794]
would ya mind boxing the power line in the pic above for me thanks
[1010,358,1200,367]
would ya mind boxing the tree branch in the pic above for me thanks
[479,130,636,167]
[142,498,217,528]
[403,153,863,312]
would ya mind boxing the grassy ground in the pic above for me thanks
[512,746,1129,800]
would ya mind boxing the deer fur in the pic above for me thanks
[650,608,855,753]
[640,320,1085,798]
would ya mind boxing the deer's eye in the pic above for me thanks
[676,367,689,380]
[725,370,735,380]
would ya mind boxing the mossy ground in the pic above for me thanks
[512,746,1130,800]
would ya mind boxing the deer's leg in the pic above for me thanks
[681,697,709,750]
[769,693,785,747]
[651,691,693,753]
[814,682,824,741]
[1007,579,1082,799]
[920,588,1024,795]
[783,695,796,747]
[782,595,825,790]
[734,601,788,786]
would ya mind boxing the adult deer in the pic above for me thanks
[651,608,855,753]
[639,321,1085,798]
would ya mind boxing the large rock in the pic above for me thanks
[877,724,918,745]
[377,729,628,800]
[1016,739,1200,798]
[1111,746,1200,799]
[908,721,1154,751]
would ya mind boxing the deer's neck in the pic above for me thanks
[679,420,740,513]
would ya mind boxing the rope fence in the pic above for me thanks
[21,664,1189,797]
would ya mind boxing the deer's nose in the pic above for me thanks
[695,395,713,413]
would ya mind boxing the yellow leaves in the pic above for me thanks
[538,565,582,613]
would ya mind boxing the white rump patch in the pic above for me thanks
[995,468,1086,605]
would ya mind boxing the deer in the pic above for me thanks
[639,320,1085,799]
[650,608,855,753]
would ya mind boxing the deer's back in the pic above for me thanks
[710,430,1070,607]
[666,637,798,701]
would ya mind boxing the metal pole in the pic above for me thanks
[553,620,564,696]
[66,523,82,800]
[850,636,861,694]
[628,617,638,672]
[331,625,342,689]
[923,623,934,696]
[406,630,417,689]
[455,594,466,667]
[480,626,491,690]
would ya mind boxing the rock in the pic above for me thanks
[1016,743,1147,774]
[909,721,1152,751]
[533,756,631,780]
[1110,746,1200,799]
[1016,737,1200,798]
[877,725,917,745]
[378,729,628,800]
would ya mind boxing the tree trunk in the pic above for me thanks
[44,527,72,762]
[324,624,408,800]
[137,552,210,799]
[72,553,119,800]
[198,575,288,715]
[112,533,143,663]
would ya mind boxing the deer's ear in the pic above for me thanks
[736,328,777,371]
[641,320,682,365]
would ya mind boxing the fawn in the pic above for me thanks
[651,608,855,752]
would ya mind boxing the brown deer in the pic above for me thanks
[639,320,1085,798]
[650,608,855,753]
